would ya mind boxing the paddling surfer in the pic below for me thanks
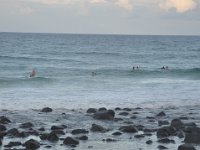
[30,69,36,77]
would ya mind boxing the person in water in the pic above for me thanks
[30,69,36,77]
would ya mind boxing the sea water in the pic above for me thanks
[0,32,200,110]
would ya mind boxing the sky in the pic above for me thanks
[0,0,200,35]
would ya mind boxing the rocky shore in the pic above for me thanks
[0,105,200,150]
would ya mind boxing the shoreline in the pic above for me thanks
[0,106,200,150]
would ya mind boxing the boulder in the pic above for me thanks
[158,120,169,126]
[184,127,200,143]
[77,135,88,140]
[119,112,129,116]
[41,107,53,113]
[158,145,168,149]
[98,107,107,111]
[157,111,166,117]
[178,144,196,150]
[119,125,138,133]
[51,125,65,130]
[71,129,89,135]
[0,116,11,124]
[112,132,122,136]
[90,124,108,133]
[171,119,184,130]
[158,138,175,144]
[23,139,40,150]
[157,126,176,138]
[123,108,132,111]
[4,141,22,147]
[146,140,153,144]
[93,110,115,120]
[86,108,97,113]
[20,122,33,128]
[0,125,6,131]
[63,137,79,146]
[47,132,59,142]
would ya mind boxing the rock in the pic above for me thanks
[115,107,121,111]
[146,116,155,119]
[23,139,40,150]
[71,129,89,135]
[177,130,185,138]
[157,111,166,117]
[112,132,122,136]
[0,131,6,139]
[77,135,88,140]
[47,132,59,142]
[119,112,129,116]
[98,107,107,111]
[158,138,175,144]
[93,110,115,120]
[185,122,196,127]
[130,115,137,119]
[184,126,200,143]
[41,107,53,113]
[119,125,138,133]
[157,126,176,138]
[179,117,189,120]
[90,124,108,133]
[51,130,65,135]
[134,134,145,138]
[0,139,2,146]
[123,108,132,111]
[158,120,169,126]
[105,138,116,142]
[171,119,184,130]
[40,133,48,140]
[20,122,33,128]
[0,116,11,124]
[0,125,6,131]
[158,145,168,149]
[38,127,45,131]
[178,144,196,150]
[63,137,79,146]
[7,128,27,138]
[51,125,65,130]
[86,108,97,113]
[4,141,22,147]
[146,140,153,144]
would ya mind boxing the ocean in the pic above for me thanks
[0,32,200,110]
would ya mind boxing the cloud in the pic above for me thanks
[160,0,197,13]
[115,0,133,11]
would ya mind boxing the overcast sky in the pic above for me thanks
[0,0,199,35]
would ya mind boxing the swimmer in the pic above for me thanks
[30,69,36,77]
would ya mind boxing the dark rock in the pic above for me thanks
[184,126,200,143]
[143,128,156,133]
[130,115,137,119]
[158,138,175,144]
[5,141,22,147]
[63,137,79,146]
[98,107,107,111]
[51,125,65,130]
[90,124,108,133]
[23,139,40,150]
[157,126,176,138]
[7,128,27,138]
[38,127,45,131]
[134,134,145,138]
[123,108,132,111]
[112,132,122,136]
[0,125,6,131]
[115,107,121,111]
[158,120,169,126]
[171,119,184,130]
[47,132,59,142]
[146,140,153,144]
[185,122,196,127]
[105,138,116,142]
[0,139,2,146]
[179,117,189,120]
[25,130,39,136]
[119,125,138,133]
[136,125,145,131]
[146,116,155,119]
[41,107,53,113]
[158,145,168,149]
[124,121,133,124]
[86,108,97,113]
[133,112,139,114]
[0,131,6,139]
[77,135,88,140]
[71,129,89,135]
[40,133,48,140]
[0,116,11,124]
[135,107,142,110]
[93,109,115,120]
[20,122,33,128]
[119,112,129,116]
[51,130,65,135]
[177,130,184,138]
[157,111,166,117]
[178,144,196,150]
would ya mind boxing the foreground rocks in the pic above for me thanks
[93,110,115,120]
[178,144,196,150]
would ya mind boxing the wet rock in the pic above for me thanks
[177,130,184,138]
[87,108,97,113]
[184,126,200,143]
[51,130,65,135]
[179,117,189,120]
[136,125,145,131]
[63,137,79,146]
[130,115,137,119]
[146,140,153,144]
[158,145,168,149]
[171,119,184,130]
[93,110,115,120]
[90,124,108,133]
[185,122,196,127]
[123,108,132,111]
[146,116,155,119]
[0,125,6,131]
[0,116,11,124]
[47,132,59,142]
[23,139,40,150]
[25,130,39,136]
[98,107,107,111]
[105,138,116,142]
[40,133,48,140]
[20,122,33,128]
[157,111,166,117]
[77,135,88,140]
[38,127,45,131]
[4,141,22,147]
[0,139,2,146]
[143,128,156,133]
[178,144,196,150]
[112,132,122,136]
[51,125,65,130]
[119,125,138,133]
[115,107,121,111]
[7,128,19,136]
[158,138,175,144]
[71,129,89,135]
[158,120,169,126]
[41,107,53,113]
[157,126,176,138]
[134,134,145,138]
[0,131,6,139]
[124,121,133,124]
[119,112,129,116]
[135,107,142,110]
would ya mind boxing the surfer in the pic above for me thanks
[161,66,165,70]
[30,69,36,77]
